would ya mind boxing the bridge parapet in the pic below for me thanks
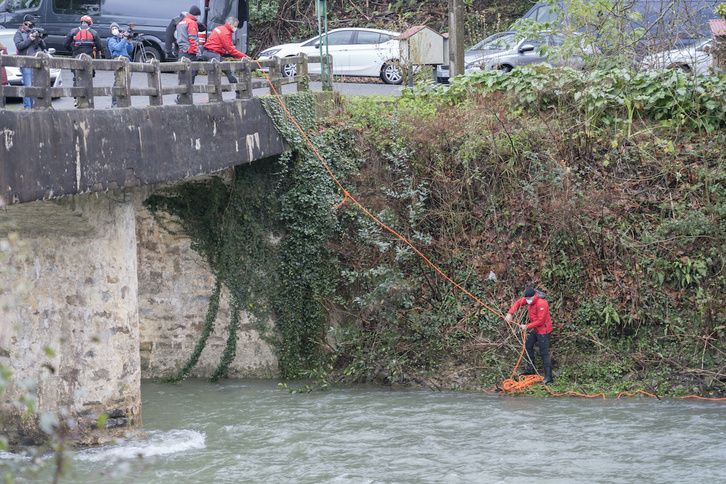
[0,52,330,108]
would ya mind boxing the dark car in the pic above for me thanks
[0,0,249,61]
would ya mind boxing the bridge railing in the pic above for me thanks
[0,53,331,109]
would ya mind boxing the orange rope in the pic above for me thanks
[253,60,726,403]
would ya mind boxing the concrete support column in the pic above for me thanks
[0,192,142,446]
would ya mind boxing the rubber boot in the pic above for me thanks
[541,365,553,385]
[520,365,535,377]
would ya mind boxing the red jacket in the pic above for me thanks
[203,23,247,58]
[508,294,552,334]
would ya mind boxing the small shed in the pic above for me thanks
[709,19,726,72]
[396,25,446,66]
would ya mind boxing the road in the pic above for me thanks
[3,69,405,110]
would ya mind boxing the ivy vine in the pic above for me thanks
[145,92,359,380]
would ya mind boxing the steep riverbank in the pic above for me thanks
[146,66,726,398]
[309,67,726,398]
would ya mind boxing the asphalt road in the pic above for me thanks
[3,69,405,110]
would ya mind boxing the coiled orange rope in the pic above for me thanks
[253,60,726,402]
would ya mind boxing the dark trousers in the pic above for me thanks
[179,51,198,83]
[201,50,238,82]
[525,331,551,373]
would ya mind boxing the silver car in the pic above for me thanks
[436,31,565,83]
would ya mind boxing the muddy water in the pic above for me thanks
[20,379,726,482]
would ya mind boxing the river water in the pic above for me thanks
[13,379,726,483]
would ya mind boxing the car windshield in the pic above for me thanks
[469,32,519,51]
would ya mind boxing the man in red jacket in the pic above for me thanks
[201,16,248,83]
[505,287,554,384]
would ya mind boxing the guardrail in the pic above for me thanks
[0,53,331,109]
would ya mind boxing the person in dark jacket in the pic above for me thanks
[201,16,248,83]
[164,10,187,59]
[64,14,107,104]
[107,22,134,107]
[505,287,554,384]
[174,5,202,102]
[13,14,47,109]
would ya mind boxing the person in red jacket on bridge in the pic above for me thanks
[505,287,554,384]
[201,16,248,84]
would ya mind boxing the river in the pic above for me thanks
[12,378,726,483]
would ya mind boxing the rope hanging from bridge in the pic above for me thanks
[252,59,726,402]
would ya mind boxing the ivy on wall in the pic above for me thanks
[145,92,359,380]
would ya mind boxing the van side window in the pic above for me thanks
[52,0,101,16]
[535,5,558,23]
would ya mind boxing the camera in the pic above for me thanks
[30,27,47,39]
[126,23,143,41]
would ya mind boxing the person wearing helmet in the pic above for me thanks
[63,15,107,105]
[13,14,48,109]
[505,287,554,384]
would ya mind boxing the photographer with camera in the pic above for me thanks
[107,22,134,107]
[13,14,47,109]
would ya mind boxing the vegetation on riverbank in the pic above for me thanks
[309,66,726,397]
[148,63,726,398]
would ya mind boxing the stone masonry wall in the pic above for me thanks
[135,180,278,380]
[0,192,142,446]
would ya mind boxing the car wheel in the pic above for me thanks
[436,76,449,85]
[134,45,162,63]
[675,64,691,73]
[498,65,513,73]
[282,59,297,78]
[380,61,403,85]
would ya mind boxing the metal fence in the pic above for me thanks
[0,53,330,109]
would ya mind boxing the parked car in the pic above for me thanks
[641,38,713,74]
[519,0,718,51]
[0,0,248,62]
[0,27,62,97]
[258,27,404,84]
[436,31,567,83]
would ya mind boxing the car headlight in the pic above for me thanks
[259,48,281,57]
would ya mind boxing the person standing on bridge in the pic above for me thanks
[107,22,134,108]
[175,5,202,103]
[13,14,47,109]
[64,15,107,106]
[504,287,554,384]
[201,17,248,84]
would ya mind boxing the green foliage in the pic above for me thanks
[421,66,726,135]
[146,92,359,380]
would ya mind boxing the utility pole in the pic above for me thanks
[448,0,465,78]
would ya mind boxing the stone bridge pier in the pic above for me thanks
[1,192,143,445]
